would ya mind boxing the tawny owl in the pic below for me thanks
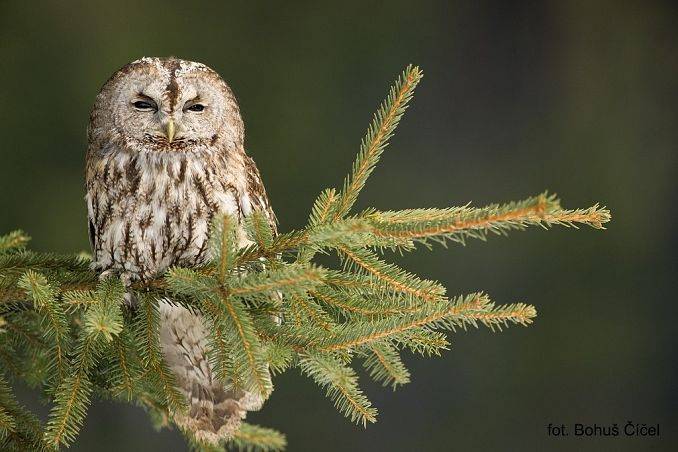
[85,57,276,444]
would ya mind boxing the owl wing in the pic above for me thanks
[88,218,96,254]
[85,185,99,265]
[244,154,277,235]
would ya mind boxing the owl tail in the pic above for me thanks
[157,300,266,445]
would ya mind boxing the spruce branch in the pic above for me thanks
[392,329,451,357]
[203,297,243,388]
[308,188,338,227]
[17,271,70,383]
[133,294,186,415]
[244,212,276,251]
[331,65,423,221]
[204,292,272,397]
[229,264,326,298]
[43,340,96,448]
[290,294,336,331]
[44,279,126,448]
[337,247,446,303]
[316,293,523,352]
[212,214,238,284]
[229,423,287,452]
[0,407,15,442]
[299,353,378,427]
[0,65,611,450]
[0,231,30,254]
[362,342,411,389]
[364,192,610,247]
[110,330,137,401]
[0,375,45,451]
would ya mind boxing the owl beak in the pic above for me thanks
[165,119,176,143]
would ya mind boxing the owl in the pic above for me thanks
[85,57,276,445]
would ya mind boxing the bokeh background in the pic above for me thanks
[1,1,676,451]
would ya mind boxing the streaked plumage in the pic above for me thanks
[85,57,275,444]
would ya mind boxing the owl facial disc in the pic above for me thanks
[90,56,244,153]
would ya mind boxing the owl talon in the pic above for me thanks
[98,269,117,281]
[98,269,133,287]
[123,292,138,309]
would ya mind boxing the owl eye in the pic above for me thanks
[132,100,156,111]
[186,104,205,112]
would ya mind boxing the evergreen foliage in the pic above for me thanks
[0,65,611,451]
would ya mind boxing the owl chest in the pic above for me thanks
[90,157,249,279]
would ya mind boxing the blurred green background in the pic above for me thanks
[1,1,676,451]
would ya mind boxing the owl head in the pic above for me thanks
[89,57,244,153]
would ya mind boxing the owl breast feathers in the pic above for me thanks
[85,56,276,444]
